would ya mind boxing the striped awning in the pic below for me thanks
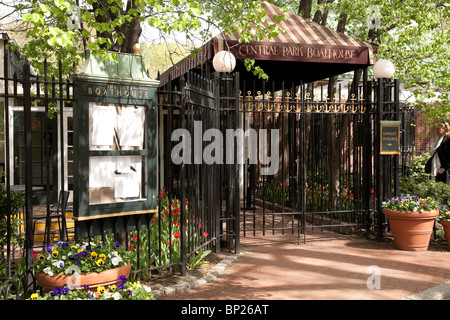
[216,2,375,65]
[160,2,376,86]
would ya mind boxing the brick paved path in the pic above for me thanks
[158,230,450,300]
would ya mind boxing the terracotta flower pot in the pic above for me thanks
[383,209,439,251]
[439,220,450,250]
[36,263,131,292]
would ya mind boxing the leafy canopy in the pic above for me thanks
[280,0,449,125]
[6,0,285,79]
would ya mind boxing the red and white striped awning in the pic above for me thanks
[216,2,375,65]
[160,2,376,85]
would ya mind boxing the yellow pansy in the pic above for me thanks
[90,252,98,260]
[52,250,59,258]
[98,286,106,295]
[30,293,39,300]
[96,258,105,267]
[99,253,106,260]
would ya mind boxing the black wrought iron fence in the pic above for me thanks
[0,50,414,299]
[0,54,73,299]
[0,56,240,299]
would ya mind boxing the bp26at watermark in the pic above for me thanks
[181,303,269,317]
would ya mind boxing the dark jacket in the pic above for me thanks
[436,138,450,183]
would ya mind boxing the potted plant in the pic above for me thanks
[438,205,450,250]
[33,239,130,292]
[382,194,440,251]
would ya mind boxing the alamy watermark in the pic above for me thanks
[366,265,381,290]
[171,121,279,176]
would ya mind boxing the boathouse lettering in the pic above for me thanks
[87,85,149,99]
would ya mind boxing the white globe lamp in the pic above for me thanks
[212,51,236,73]
[373,59,395,79]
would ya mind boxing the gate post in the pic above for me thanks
[22,58,34,288]
[179,74,187,276]
[213,73,221,253]
[375,77,401,241]
[375,78,384,241]
[362,68,373,238]
[233,72,240,254]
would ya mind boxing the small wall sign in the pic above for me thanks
[380,121,401,155]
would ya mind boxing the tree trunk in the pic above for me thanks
[298,0,327,178]
[327,14,347,206]
[92,0,142,53]
[119,0,142,53]
[298,0,312,18]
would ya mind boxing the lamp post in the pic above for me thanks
[212,50,236,73]
[372,58,399,242]
[373,59,395,79]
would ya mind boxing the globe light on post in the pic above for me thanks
[212,51,236,73]
[373,59,395,79]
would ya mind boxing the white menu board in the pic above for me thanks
[90,103,146,150]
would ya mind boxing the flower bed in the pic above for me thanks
[29,276,155,300]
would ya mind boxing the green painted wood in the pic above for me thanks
[72,51,159,236]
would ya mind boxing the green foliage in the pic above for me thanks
[0,179,25,255]
[0,256,28,300]
[141,42,189,79]
[280,0,449,122]
[405,153,431,184]
[400,152,450,211]
[10,0,286,79]
[188,248,211,269]
[129,188,210,280]
[400,178,450,208]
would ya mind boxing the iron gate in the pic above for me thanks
[160,71,412,246]
[157,72,241,256]
[238,75,411,243]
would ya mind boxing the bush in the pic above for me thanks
[400,151,450,207]
[400,178,450,207]
[406,153,430,184]
[0,180,25,258]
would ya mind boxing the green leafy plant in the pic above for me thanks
[404,153,430,184]
[400,178,450,208]
[188,249,211,269]
[0,180,25,258]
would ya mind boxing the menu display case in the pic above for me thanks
[72,51,159,235]
[88,103,147,205]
